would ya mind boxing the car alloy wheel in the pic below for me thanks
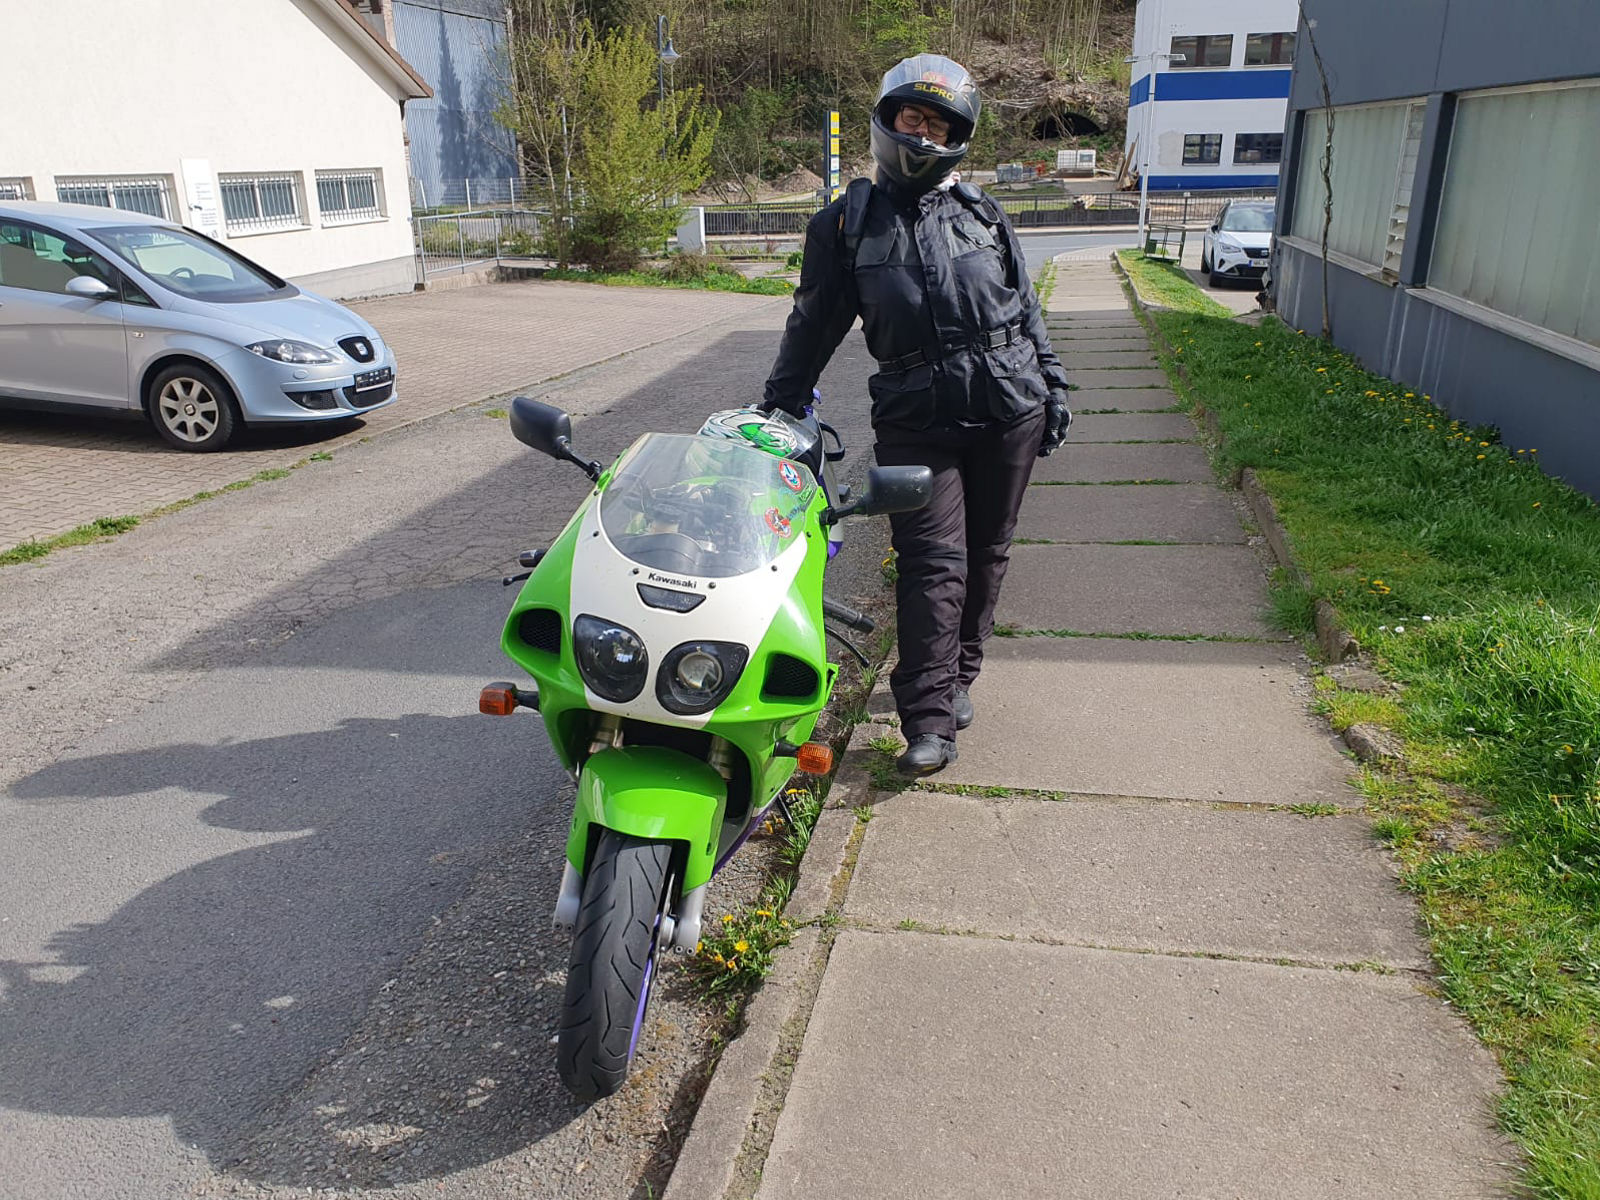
[147,362,240,451]
[158,377,221,443]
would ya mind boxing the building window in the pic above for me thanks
[219,173,305,234]
[1170,34,1233,69]
[54,175,172,219]
[1291,101,1418,268]
[0,177,33,200]
[1234,133,1284,164]
[1430,79,1600,346]
[1244,32,1296,66]
[1183,134,1223,165]
[316,169,384,224]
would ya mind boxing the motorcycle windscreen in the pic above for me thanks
[598,433,819,579]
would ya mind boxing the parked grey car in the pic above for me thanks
[0,201,398,451]
[1200,199,1276,288]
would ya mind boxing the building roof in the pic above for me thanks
[313,0,433,100]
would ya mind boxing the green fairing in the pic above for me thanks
[565,747,728,886]
[499,448,838,891]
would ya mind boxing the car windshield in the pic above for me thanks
[597,433,818,578]
[1221,206,1276,233]
[88,224,289,301]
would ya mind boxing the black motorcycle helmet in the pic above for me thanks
[869,54,981,192]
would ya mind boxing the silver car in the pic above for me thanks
[0,201,398,451]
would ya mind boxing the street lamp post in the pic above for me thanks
[656,14,679,109]
[1124,49,1184,248]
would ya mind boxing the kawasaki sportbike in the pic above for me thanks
[480,396,930,1102]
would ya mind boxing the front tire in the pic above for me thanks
[147,362,240,451]
[557,831,674,1103]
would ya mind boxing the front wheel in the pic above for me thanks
[147,362,241,451]
[557,831,674,1103]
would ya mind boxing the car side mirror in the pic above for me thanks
[827,465,932,522]
[509,395,601,481]
[65,275,116,300]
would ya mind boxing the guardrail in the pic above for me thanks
[413,209,548,281]
[702,189,1277,238]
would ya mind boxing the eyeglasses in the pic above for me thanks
[895,104,951,140]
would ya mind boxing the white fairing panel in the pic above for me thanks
[565,500,812,727]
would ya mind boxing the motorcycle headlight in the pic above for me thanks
[657,641,749,715]
[574,614,650,702]
[246,338,338,364]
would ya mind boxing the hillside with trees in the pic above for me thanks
[499,0,1136,267]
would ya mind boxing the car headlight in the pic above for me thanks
[1214,235,1243,254]
[246,339,338,364]
[657,641,749,715]
[574,614,649,702]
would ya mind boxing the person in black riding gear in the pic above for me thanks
[762,53,1071,778]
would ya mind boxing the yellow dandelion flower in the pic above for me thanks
[696,940,704,954]
[1476,454,1486,460]
[1316,367,1327,373]
[755,909,773,918]
[1254,340,1263,347]
[1479,441,1490,447]
[722,913,735,924]
[1533,502,1542,508]
[726,959,739,971]
[734,940,749,953]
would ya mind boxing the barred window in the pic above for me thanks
[219,173,305,234]
[1234,133,1284,164]
[0,177,33,200]
[316,169,384,224]
[55,175,172,219]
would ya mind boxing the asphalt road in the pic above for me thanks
[1017,230,1137,276]
[0,304,889,1199]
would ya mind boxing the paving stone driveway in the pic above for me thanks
[0,281,786,550]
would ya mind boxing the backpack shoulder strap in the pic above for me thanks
[838,177,874,272]
[952,180,1004,225]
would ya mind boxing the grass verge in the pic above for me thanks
[541,264,793,296]
[1116,248,1233,318]
[1137,257,1600,1196]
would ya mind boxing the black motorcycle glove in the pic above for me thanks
[758,397,806,419]
[1038,392,1072,458]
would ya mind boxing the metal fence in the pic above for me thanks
[414,209,548,281]
[703,189,1277,238]
[410,176,541,212]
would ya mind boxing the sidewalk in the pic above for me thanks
[0,281,784,550]
[666,256,1515,1199]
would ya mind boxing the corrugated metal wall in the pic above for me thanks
[393,0,518,207]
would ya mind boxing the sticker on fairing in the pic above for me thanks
[779,461,804,492]
[764,507,793,538]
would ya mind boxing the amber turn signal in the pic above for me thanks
[795,742,833,774]
[479,683,520,716]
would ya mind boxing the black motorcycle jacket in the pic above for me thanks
[763,177,1069,431]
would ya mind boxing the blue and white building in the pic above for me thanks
[1125,0,1298,189]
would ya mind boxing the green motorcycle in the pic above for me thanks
[480,396,930,1102]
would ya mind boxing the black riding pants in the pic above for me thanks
[874,407,1045,740]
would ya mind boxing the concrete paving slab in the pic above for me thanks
[846,794,1427,966]
[1032,442,1213,483]
[1014,483,1245,544]
[1049,326,1152,340]
[757,932,1511,1200]
[942,637,1354,805]
[1057,351,1159,369]
[1071,368,1172,389]
[997,544,1275,638]
[1048,337,1150,351]
[1068,413,1196,442]
[1046,317,1142,331]
[1067,387,1179,412]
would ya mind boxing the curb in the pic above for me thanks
[662,695,892,1200]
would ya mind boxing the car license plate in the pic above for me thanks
[354,366,394,392]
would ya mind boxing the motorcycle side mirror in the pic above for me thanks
[509,395,601,481]
[826,465,932,522]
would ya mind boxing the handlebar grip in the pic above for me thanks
[822,598,875,634]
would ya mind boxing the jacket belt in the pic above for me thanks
[876,323,1024,373]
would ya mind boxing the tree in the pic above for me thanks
[499,18,717,271]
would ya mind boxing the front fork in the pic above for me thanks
[551,719,732,956]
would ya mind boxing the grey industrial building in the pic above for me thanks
[1272,0,1600,496]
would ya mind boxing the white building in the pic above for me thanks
[0,0,432,298]
[1125,0,1298,190]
